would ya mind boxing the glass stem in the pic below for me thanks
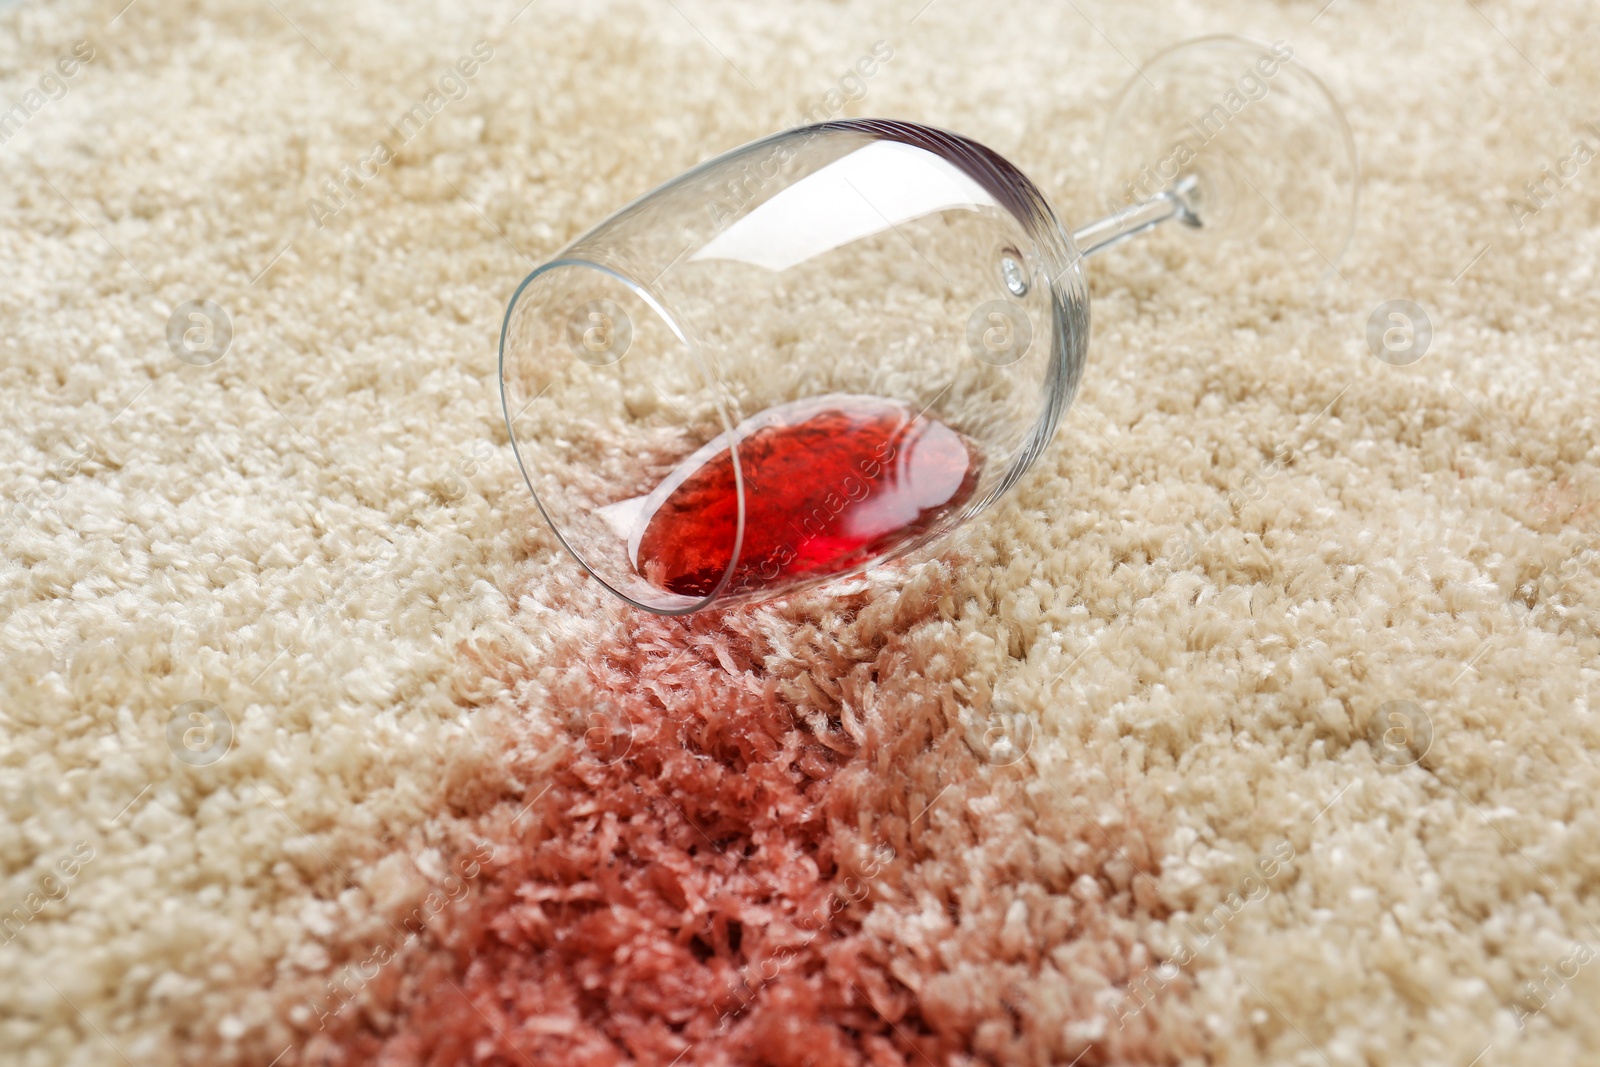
[1070,176,1202,258]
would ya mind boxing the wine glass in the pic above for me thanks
[498,36,1357,615]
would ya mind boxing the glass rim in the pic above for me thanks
[498,255,748,615]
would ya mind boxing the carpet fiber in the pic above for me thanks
[3,0,1599,1064]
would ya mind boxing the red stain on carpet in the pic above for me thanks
[303,572,1198,1066]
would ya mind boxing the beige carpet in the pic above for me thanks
[3,0,1599,1064]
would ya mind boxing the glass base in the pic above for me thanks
[1097,35,1359,273]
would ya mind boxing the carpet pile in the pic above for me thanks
[2,0,1598,1064]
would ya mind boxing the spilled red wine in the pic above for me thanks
[629,394,979,598]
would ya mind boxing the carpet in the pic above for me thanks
[3,0,1599,1064]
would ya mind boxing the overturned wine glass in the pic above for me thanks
[499,35,1357,614]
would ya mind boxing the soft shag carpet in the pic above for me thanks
[3,0,1599,1064]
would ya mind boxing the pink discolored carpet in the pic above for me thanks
[300,571,1194,1065]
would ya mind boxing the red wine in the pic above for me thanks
[632,395,978,598]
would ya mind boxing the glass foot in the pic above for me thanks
[1097,35,1359,273]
